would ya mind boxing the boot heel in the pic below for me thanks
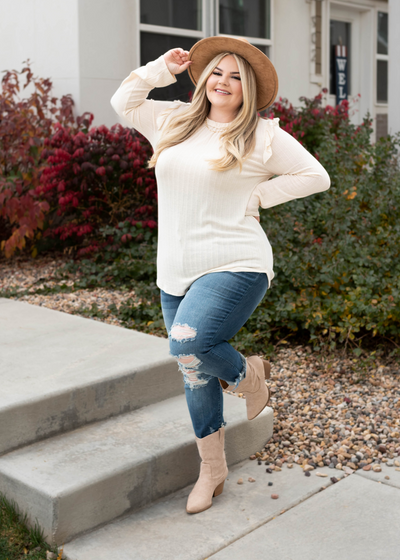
[262,359,271,380]
[213,480,225,497]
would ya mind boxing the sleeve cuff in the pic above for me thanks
[133,55,177,88]
[245,189,261,216]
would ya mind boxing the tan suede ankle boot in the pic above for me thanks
[220,356,271,420]
[186,427,228,514]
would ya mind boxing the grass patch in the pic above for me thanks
[0,493,60,559]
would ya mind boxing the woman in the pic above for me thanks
[111,37,330,515]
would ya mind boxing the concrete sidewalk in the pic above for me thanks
[63,459,400,560]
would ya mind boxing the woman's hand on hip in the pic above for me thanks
[164,48,193,75]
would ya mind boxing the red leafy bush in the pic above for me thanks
[0,62,76,257]
[264,89,367,157]
[40,123,157,256]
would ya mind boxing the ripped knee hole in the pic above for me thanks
[170,323,197,342]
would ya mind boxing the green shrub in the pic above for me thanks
[241,94,400,354]
[65,220,157,288]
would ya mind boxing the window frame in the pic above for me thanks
[138,0,208,50]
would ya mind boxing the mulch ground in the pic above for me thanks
[0,255,137,327]
[1,255,399,478]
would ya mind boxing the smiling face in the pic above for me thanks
[206,55,243,119]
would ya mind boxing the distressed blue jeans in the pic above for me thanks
[160,271,269,439]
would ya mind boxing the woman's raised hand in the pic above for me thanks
[164,48,193,75]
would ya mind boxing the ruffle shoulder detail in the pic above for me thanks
[156,100,186,130]
[262,117,280,165]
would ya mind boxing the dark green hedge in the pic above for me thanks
[237,94,400,354]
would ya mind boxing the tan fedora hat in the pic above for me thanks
[188,36,278,111]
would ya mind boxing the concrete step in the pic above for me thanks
[62,462,346,560]
[0,392,273,546]
[0,299,181,455]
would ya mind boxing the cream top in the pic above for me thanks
[111,55,330,296]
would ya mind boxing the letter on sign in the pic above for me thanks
[335,45,348,106]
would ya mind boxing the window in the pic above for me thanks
[376,11,388,104]
[218,0,271,57]
[140,0,204,102]
[140,0,202,31]
[139,0,272,102]
[329,20,351,96]
[218,0,270,39]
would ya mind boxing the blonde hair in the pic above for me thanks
[148,52,258,172]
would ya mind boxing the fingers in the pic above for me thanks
[181,60,193,71]
[170,48,191,63]
[171,48,190,58]
[164,48,192,74]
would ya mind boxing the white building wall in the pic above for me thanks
[274,0,320,104]
[77,0,138,127]
[388,0,400,134]
[0,0,137,127]
[0,0,80,115]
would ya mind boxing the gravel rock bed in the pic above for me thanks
[253,346,400,475]
[1,256,399,475]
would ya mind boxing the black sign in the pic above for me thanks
[335,45,348,106]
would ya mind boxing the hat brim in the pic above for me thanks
[188,36,278,111]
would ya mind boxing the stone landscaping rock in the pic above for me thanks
[343,466,354,474]
[245,347,400,476]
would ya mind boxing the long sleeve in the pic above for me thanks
[246,124,330,215]
[110,55,185,148]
